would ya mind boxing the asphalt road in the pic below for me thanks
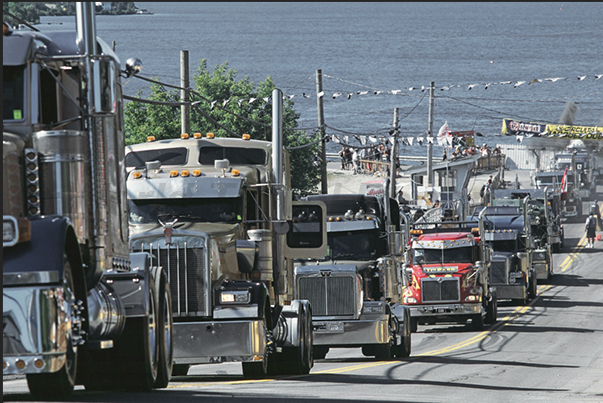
[4,214,603,403]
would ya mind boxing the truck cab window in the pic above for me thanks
[3,66,25,121]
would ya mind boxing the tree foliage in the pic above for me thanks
[124,60,322,195]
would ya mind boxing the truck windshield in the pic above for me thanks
[488,240,517,252]
[129,197,242,224]
[414,246,473,264]
[328,229,380,261]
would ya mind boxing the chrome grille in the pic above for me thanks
[490,260,509,284]
[298,276,356,317]
[140,243,207,317]
[421,277,460,303]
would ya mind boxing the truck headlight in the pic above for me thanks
[3,217,18,247]
[404,296,417,304]
[220,290,250,304]
[465,295,480,302]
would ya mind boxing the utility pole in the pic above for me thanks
[427,81,434,188]
[181,50,190,135]
[389,108,399,199]
[316,69,328,194]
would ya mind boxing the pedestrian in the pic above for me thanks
[591,200,601,230]
[585,212,597,248]
[338,146,347,170]
[352,148,360,174]
[442,150,447,161]
[397,189,407,205]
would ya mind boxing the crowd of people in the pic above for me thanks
[446,144,502,160]
[338,144,398,175]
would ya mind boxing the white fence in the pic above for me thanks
[497,144,557,171]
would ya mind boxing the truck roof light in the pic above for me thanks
[132,172,142,179]
[170,170,178,177]
[147,136,155,142]
[181,170,190,177]
[336,216,342,221]
[231,169,240,176]
[242,134,251,140]
[192,169,201,177]
[206,133,215,139]
[181,133,189,139]
[410,229,423,235]
[193,132,202,139]
[471,228,480,234]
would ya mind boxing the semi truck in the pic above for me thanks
[125,89,327,378]
[402,212,497,332]
[472,202,538,305]
[3,3,173,398]
[294,193,412,360]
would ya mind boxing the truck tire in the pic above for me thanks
[242,314,270,379]
[120,283,160,391]
[172,364,190,377]
[27,254,78,399]
[394,308,412,358]
[528,274,537,301]
[313,346,329,360]
[485,289,497,325]
[471,314,484,331]
[282,302,313,375]
[154,271,173,388]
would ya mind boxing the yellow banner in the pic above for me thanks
[502,118,603,140]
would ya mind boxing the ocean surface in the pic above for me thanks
[38,2,603,156]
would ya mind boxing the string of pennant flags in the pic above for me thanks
[200,72,602,110]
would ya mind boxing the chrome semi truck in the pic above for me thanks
[3,3,172,398]
[294,193,412,360]
[125,90,327,378]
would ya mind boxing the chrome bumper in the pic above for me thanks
[3,286,70,375]
[173,319,266,365]
[311,315,389,347]
[409,302,482,322]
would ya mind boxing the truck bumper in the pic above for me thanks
[408,303,482,325]
[493,284,526,300]
[3,286,69,375]
[311,315,389,347]
[173,319,266,365]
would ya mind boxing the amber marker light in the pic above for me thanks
[170,170,178,177]
[147,136,155,142]
[181,170,190,177]
[192,169,201,177]
[181,133,189,139]
[206,132,215,139]
[193,132,202,139]
[242,134,251,140]
[231,169,240,176]
[132,172,142,179]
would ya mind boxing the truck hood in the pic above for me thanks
[129,222,242,249]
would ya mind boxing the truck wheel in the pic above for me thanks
[27,254,78,399]
[485,290,497,325]
[528,274,537,301]
[313,346,329,360]
[281,303,313,375]
[154,272,173,388]
[471,314,484,330]
[121,283,160,390]
[394,308,412,358]
[172,364,190,376]
[242,316,270,379]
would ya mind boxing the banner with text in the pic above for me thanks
[502,118,603,140]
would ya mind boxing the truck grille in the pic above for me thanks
[298,276,356,317]
[139,243,207,317]
[421,278,460,303]
[490,260,508,284]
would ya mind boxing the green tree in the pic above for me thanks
[124,60,322,195]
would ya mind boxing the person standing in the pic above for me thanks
[591,200,601,230]
[585,212,597,248]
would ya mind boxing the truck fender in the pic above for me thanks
[214,280,271,326]
[104,252,154,318]
[389,303,410,333]
[277,300,312,348]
